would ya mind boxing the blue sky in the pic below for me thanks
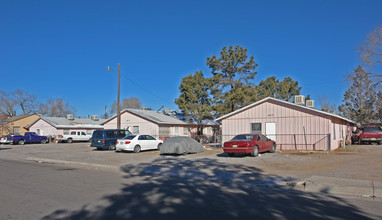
[1,0,381,117]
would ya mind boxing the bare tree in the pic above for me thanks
[359,25,382,80]
[12,89,37,115]
[0,91,17,116]
[110,97,142,114]
[38,98,75,117]
[318,95,336,113]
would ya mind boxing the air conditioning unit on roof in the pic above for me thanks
[66,114,74,120]
[294,95,305,104]
[91,115,99,121]
[306,100,315,108]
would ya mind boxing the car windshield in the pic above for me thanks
[363,126,382,133]
[123,135,136,140]
[232,135,255,141]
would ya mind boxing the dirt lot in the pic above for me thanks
[204,145,382,181]
[1,143,381,181]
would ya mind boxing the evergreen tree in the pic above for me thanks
[256,76,301,101]
[339,65,377,123]
[175,71,213,141]
[207,45,258,115]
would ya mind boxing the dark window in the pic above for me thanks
[146,135,155,140]
[92,131,103,139]
[123,135,136,140]
[115,130,127,138]
[106,131,114,138]
[364,126,382,133]
[71,131,76,135]
[258,134,268,141]
[251,123,262,134]
[138,135,147,140]
[232,135,255,141]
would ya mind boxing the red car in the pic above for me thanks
[360,126,382,145]
[223,134,276,157]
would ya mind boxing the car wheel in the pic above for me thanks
[41,139,47,144]
[67,138,73,144]
[134,145,141,153]
[228,153,234,157]
[18,140,25,145]
[251,146,259,157]
[109,144,116,150]
[270,143,275,153]
[157,143,162,150]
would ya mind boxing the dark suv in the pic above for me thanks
[359,126,382,145]
[90,129,131,150]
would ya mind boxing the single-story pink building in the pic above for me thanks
[103,108,220,142]
[216,97,356,151]
[27,115,105,138]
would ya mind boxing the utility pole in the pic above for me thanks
[107,63,121,129]
[117,63,121,129]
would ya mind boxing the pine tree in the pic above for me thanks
[339,65,377,123]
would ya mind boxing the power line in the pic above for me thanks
[109,69,173,104]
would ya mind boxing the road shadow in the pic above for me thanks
[43,157,379,220]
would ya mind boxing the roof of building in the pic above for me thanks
[216,97,356,124]
[0,114,39,125]
[26,116,106,129]
[103,108,220,126]
[103,108,187,125]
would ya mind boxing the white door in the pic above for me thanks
[265,122,276,142]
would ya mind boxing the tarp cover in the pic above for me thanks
[160,136,205,155]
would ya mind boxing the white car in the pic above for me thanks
[116,135,163,153]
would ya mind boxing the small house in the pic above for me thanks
[27,115,105,138]
[216,96,356,151]
[103,108,220,142]
[0,114,40,136]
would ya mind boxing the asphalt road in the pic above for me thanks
[1,158,382,220]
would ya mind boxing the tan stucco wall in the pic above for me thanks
[0,114,40,136]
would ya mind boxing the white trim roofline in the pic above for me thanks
[216,97,356,124]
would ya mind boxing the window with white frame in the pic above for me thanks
[183,127,190,135]
[159,126,170,138]
[174,127,180,136]
[13,126,20,134]
[251,123,262,134]
[131,126,139,134]
[333,123,336,140]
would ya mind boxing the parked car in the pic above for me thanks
[223,134,276,157]
[359,126,382,145]
[160,136,205,155]
[57,131,92,143]
[0,136,12,144]
[4,132,48,145]
[116,134,163,153]
[90,129,131,150]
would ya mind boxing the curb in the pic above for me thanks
[25,157,120,172]
[300,175,381,198]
